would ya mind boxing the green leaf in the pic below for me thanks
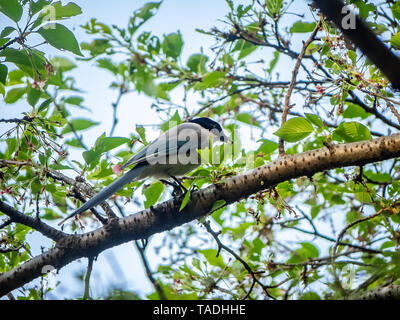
[38,23,83,56]
[6,137,17,157]
[95,136,130,154]
[142,182,164,208]
[333,122,371,143]
[160,110,181,132]
[211,199,226,212]
[51,56,77,72]
[91,161,113,179]
[30,0,51,15]
[0,48,29,65]
[37,98,52,112]
[1,26,15,37]
[392,1,400,20]
[96,58,118,75]
[135,125,148,145]
[348,50,357,65]
[0,48,46,68]
[50,1,82,19]
[80,39,110,57]
[64,138,85,149]
[343,103,371,119]
[364,170,391,183]
[266,0,283,16]
[187,53,208,73]
[274,117,314,142]
[236,4,252,18]
[232,39,257,59]
[290,21,316,33]
[299,242,319,258]
[311,205,322,219]
[199,249,225,268]
[390,32,400,49]
[4,86,25,103]
[0,38,10,47]
[201,71,226,87]
[353,1,375,19]
[299,292,321,300]
[380,241,396,250]
[0,0,23,22]
[27,86,42,106]
[305,113,324,128]
[236,112,260,127]
[267,50,280,73]
[179,189,191,211]
[162,32,183,59]
[128,1,162,35]
[82,149,100,166]
[221,53,234,66]
[257,139,278,154]
[63,96,83,106]
[42,208,61,221]
[61,118,99,134]
[33,1,82,27]
[0,63,7,84]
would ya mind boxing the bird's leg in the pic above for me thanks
[160,179,183,196]
[170,176,187,193]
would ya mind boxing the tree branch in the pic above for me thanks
[0,201,67,242]
[134,240,167,300]
[349,284,400,300]
[1,133,400,296]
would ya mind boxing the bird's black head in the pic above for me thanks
[189,117,223,133]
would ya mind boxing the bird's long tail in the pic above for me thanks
[58,165,147,226]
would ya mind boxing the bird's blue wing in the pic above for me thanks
[120,139,190,170]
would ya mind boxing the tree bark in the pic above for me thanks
[350,285,400,300]
[1,133,400,296]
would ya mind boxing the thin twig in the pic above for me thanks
[0,244,23,253]
[331,205,393,294]
[279,21,321,156]
[279,222,381,254]
[83,256,94,300]
[109,87,126,137]
[387,101,400,125]
[202,220,274,300]
[332,207,391,260]
[0,37,19,51]
[134,240,167,300]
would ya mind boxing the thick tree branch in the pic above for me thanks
[349,284,400,300]
[0,201,67,242]
[1,133,400,296]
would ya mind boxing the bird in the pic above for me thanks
[58,117,231,226]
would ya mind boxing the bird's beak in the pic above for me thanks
[219,132,233,144]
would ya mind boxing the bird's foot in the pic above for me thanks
[170,176,187,192]
[160,179,185,197]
